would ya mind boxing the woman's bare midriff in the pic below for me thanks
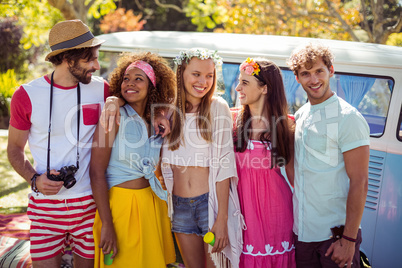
[171,165,209,198]
[115,177,150,189]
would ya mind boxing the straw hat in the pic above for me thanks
[45,19,105,61]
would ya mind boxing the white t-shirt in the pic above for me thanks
[10,75,109,199]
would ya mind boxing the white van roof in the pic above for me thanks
[97,31,402,69]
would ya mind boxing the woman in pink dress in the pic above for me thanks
[232,58,296,267]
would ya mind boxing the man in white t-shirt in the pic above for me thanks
[287,43,370,268]
[7,20,108,268]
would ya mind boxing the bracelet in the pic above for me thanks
[342,234,357,243]
[30,173,40,193]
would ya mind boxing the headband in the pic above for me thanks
[173,48,223,66]
[239,58,260,76]
[124,60,156,87]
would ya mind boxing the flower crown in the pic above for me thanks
[173,48,223,66]
[239,58,260,76]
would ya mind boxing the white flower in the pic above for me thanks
[200,50,208,60]
[246,244,254,253]
[265,244,274,254]
[281,241,290,251]
[174,49,223,66]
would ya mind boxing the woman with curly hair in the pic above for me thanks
[90,52,176,267]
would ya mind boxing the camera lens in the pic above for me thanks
[64,177,76,189]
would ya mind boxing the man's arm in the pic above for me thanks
[326,145,369,268]
[7,126,63,195]
[7,126,35,182]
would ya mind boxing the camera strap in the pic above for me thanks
[46,71,81,175]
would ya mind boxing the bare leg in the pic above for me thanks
[32,253,62,268]
[205,243,216,268]
[176,232,206,268]
[73,253,94,268]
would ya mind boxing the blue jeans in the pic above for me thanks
[171,193,209,236]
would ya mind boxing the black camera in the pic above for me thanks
[47,165,78,189]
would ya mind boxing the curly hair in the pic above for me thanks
[108,52,176,124]
[286,43,335,76]
[234,58,294,167]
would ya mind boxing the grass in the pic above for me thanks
[0,136,32,214]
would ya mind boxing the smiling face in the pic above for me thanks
[182,57,215,107]
[296,57,335,105]
[121,67,149,111]
[235,71,267,107]
[68,47,100,84]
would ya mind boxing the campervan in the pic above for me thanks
[96,31,402,267]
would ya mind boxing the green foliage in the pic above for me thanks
[386,33,402,47]
[119,0,196,31]
[0,0,63,50]
[0,69,19,99]
[0,69,19,117]
[88,0,117,19]
[185,0,228,31]
[211,0,361,40]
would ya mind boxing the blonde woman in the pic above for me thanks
[160,48,244,268]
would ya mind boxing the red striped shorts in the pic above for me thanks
[27,195,96,261]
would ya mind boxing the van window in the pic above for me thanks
[220,64,392,138]
[334,73,392,137]
[99,52,393,138]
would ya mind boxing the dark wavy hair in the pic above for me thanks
[108,52,176,123]
[234,59,294,167]
[48,45,101,66]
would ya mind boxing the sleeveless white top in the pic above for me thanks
[161,113,210,167]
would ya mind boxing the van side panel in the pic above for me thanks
[370,152,402,267]
[360,149,386,262]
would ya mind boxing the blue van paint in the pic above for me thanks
[363,151,402,267]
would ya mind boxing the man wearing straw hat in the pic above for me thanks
[7,20,108,267]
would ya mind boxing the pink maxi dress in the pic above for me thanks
[235,140,296,268]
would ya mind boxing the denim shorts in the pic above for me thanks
[171,192,209,236]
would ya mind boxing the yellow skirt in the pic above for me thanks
[93,186,176,267]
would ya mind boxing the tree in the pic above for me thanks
[0,0,63,49]
[47,0,116,24]
[358,0,402,43]
[186,0,401,44]
[99,8,146,33]
[121,0,197,31]
[210,0,360,41]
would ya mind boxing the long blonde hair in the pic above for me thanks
[167,60,217,151]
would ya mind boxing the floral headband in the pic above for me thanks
[125,60,156,87]
[239,58,260,76]
[173,48,223,66]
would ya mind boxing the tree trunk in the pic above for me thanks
[47,0,89,24]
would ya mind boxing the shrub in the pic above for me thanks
[386,33,402,47]
[0,69,19,117]
[0,17,26,74]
